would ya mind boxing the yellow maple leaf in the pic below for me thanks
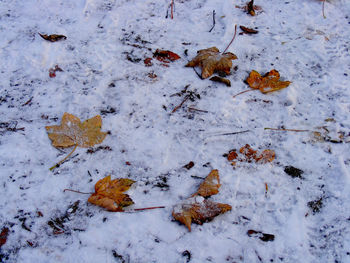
[186,47,237,79]
[88,175,135,212]
[246,69,291,94]
[46,113,107,170]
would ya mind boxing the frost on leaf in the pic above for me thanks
[194,169,221,197]
[173,170,231,231]
[88,175,135,212]
[172,197,232,231]
[46,113,107,148]
[185,47,237,79]
[246,69,291,94]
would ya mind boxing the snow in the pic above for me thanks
[1,0,350,262]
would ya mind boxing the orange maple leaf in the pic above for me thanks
[88,175,135,212]
[186,47,237,79]
[246,69,291,94]
[173,170,231,231]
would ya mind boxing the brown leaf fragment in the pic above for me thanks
[172,197,231,231]
[255,149,275,163]
[194,169,221,197]
[209,76,231,87]
[39,33,67,42]
[88,175,135,212]
[227,150,238,161]
[239,26,258,35]
[247,0,255,16]
[183,161,195,170]
[185,47,237,79]
[246,69,291,94]
[0,227,9,248]
[239,144,258,161]
[46,113,107,148]
[154,49,181,63]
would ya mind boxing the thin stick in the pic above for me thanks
[193,67,202,79]
[232,89,253,98]
[49,144,78,171]
[209,10,216,32]
[63,189,93,194]
[130,206,165,212]
[171,0,174,19]
[212,130,250,136]
[172,95,190,113]
[223,24,237,53]
[322,0,326,19]
[188,107,209,113]
[264,128,310,132]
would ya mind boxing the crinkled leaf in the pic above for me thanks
[46,113,107,148]
[88,175,135,212]
[246,69,291,93]
[186,47,237,79]
[194,169,221,197]
[172,197,232,231]
[154,49,181,63]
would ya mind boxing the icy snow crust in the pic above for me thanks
[0,0,350,262]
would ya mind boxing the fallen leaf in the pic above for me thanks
[172,197,232,231]
[46,113,107,148]
[239,25,259,34]
[0,227,9,247]
[225,144,275,166]
[185,47,237,79]
[49,65,63,78]
[39,33,67,42]
[246,69,291,93]
[194,169,221,197]
[235,1,262,16]
[154,49,181,63]
[209,76,231,87]
[144,57,153,67]
[183,161,195,170]
[88,175,135,212]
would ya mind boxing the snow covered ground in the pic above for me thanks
[0,0,350,262]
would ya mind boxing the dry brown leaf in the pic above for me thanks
[246,69,291,94]
[209,76,231,87]
[185,47,237,79]
[153,49,181,63]
[194,169,221,197]
[46,113,107,148]
[239,25,259,35]
[39,33,67,42]
[0,227,9,248]
[88,175,135,212]
[172,197,232,231]
[225,144,275,166]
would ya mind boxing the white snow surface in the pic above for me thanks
[0,0,350,262]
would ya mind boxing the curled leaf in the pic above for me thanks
[186,47,237,79]
[39,33,67,42]
[154,49,181,63]
[209,76,231,87]
[194,169,221,197]
[246,69,291,94]
[46,113,107,148]
[239,26,258,35]
[88,175,135,211]
[172,197,232,231]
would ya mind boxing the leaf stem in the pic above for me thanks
[322,0,326,19]
[131,206,166,212]
[232,89,254,98]
[49,144,78,171]
[63,189,93,194]
[264,128,310,132]
[223,24,237,54]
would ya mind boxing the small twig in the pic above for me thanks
[22,97,33,106]
[49,144,78,171]
[223,24,237,53]
[209,10,216,32]
[129,206,166,212]
[192,67,203,79]
[322,0,326,19]
[232,89,254,98]
[171,0,174,19]
[212,130,250,136]
[264,128,310,132]
[172,95,190,113]
[63,189,93,194]
[188,107,208,113]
